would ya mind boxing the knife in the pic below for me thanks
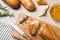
[6,20,32,40]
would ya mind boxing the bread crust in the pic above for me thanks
[20,0,35,11]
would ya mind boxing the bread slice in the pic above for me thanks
[28,20,40,36]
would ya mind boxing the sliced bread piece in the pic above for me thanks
[28,20,40,36]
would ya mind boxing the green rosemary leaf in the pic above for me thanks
[0,11,14,17]
[1,7,8,11]
[8,13,14,17]
[20,16,29,24]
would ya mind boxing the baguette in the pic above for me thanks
[39,24,58,40]
[3,0,20,9]
[20,0,35,11]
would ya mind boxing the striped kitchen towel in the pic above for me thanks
[0,22,17,40]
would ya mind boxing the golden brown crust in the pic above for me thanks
[39,24,59,40]
[37,0,47,5]
[3,0,20,8]
[39,24,53,40]
[20,0,35,11]
[28,24,34,35]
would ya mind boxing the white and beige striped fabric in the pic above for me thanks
[0,22,17,40]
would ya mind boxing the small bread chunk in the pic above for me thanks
[37,5,49,16]
[37,0,47,5]
[28,20,40,36]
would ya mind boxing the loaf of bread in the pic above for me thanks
[39,24,59,40]
[3,0,20,9]
[20,0,35,11]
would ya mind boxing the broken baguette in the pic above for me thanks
[20,0,35,11]
[39,24,58,40]
[28,20,40,36]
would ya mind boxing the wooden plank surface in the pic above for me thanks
[12,13,60,40]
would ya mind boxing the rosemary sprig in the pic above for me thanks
[0,4,14,17]
[0,12,14,17]
[20,16,29,24]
